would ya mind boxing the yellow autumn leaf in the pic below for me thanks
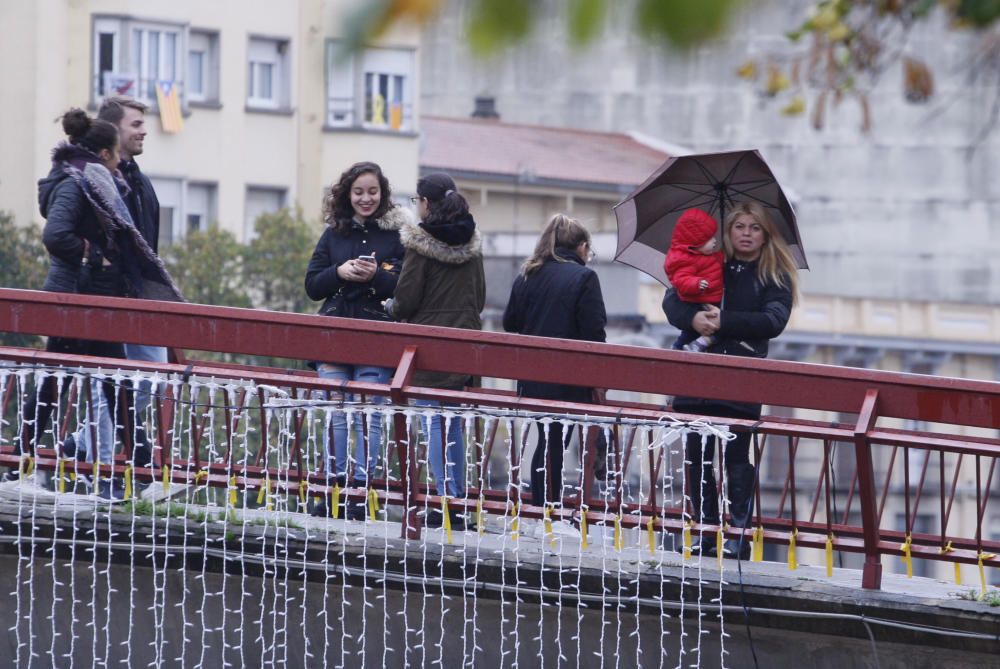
[781,95,806,115]
[765,67,790,95]
[737,60,757,80]
[827,21,850,41]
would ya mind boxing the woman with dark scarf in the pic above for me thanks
[14,109,182,496]
[385,172,485,529]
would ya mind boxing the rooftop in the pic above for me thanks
[419,115,672,190]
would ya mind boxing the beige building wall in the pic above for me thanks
[0,0,419,240]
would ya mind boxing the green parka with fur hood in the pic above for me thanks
[387,216,485,389]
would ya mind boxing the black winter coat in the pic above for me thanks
[662,257,793,418]
[304,207,410,322]
[502,248,607,402]
[119,159,160,253]
[37,169,126,297]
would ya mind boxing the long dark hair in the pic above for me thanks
[417,172,470,227]
[61,108,118,155]
[322,161,393,234]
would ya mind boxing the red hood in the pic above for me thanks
[670,208,718,249]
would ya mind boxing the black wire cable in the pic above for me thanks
[734,425,761,669]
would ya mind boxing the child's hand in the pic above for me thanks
[698,279,709,291]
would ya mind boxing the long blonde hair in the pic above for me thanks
[521,214,591,276]
[722,201,799,304]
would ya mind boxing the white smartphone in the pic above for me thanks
[357,253,376,263]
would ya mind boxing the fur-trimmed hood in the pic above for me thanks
[376,205,415,231]
[400,221,482,265]
[331,205,414,232]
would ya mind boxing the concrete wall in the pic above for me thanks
[419,0,1000,305]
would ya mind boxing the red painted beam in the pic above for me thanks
[1,288,998,428]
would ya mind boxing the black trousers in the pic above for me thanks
[18,336,126,456]
[684,404,756,522]
[530,421,567,506]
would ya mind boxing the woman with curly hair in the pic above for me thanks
[305,162,410,517]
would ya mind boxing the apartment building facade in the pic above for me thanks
[0,0,421,245]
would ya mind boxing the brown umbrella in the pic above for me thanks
[613,149,808,286]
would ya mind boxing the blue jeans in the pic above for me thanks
[125,344,168,416]
[414,399,466,498]
[73,377,116,465]
[75,344,167,464]
[317,363,392,482]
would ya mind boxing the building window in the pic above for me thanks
[92,16,185,107]
[245,186,287,240]
[186,182,218,234]
[188,30,220,104]
[247,37,290,110]
[325,42,414,131]
[151,178,217,247]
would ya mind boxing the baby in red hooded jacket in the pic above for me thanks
[664,208,724,352]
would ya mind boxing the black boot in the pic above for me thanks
[132,429,154,468]
[688,464,720,556]
[724,463,756,560]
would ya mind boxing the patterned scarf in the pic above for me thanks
[53,143,184,302]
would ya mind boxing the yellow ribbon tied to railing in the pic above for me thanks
[900,534,913,578]
[58,459,66,494]
[124,465,133,501]
[825,534,834,577]
[162,465,170,495]
[298,480,307,507]
[93,458,100,486]
[331,484,341,519]
[442,497,452,544]
[543,505,555,547]
[716,527,725,567]
[510,501,520,540]
[256,476,269,506]
[476,497,485,537]
[367,488,379,519]
[940,541,959,584]
[788,529,798,570]
[613,514,624,551]
[978,552,996,600]
[194,470,208,486]
[752,526,764,562]
[228,476,238,509]
[20,455,34,478]
[683,521,692,561]
[646,517,656,556]
[580,508,589,550]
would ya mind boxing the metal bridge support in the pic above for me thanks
[853,389,883,589]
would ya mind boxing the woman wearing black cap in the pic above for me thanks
[385,172,485,529]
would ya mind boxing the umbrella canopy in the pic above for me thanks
[613,149,808,286]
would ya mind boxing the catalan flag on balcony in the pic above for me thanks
[155,80,184,134]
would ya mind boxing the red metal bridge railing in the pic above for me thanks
[0,287,998,591]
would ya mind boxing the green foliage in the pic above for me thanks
[164,226,251,309]
[0,211,48,348]
[956,588,1000,605]
[467,0,535,56]
[243,208,320,314]
[957,0,1000,26]
[568,0,607,44]
[635,0,737,48]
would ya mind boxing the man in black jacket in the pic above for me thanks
[97,95,164,467]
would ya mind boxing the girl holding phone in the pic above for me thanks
[305,161,410,518]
